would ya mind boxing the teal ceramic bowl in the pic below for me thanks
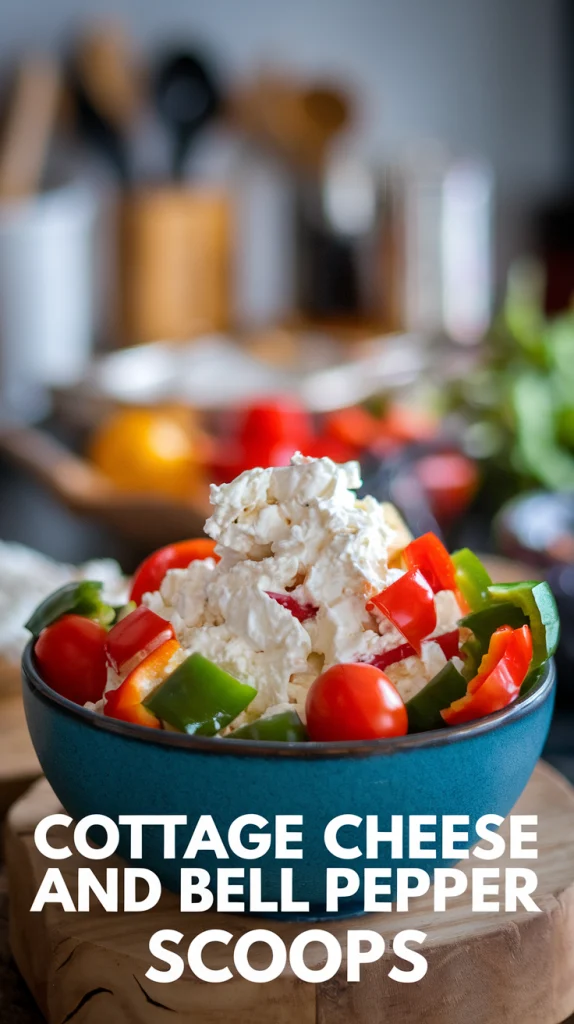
[22,643,555,918]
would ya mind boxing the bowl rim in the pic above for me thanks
[22,642,556,760]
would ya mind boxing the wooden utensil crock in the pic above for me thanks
[117,187,232,345]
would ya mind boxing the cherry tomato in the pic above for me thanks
[306,663,408,741]
[238,399,312,450]
[415,453,478,524]
[208,441,247,484]
[105,605,175,675]
[324,407,378,451]
[369,569,437,655]
[130,539,219,604]
[380,404,438,444]
[303,435,357,464]
[34,615,107,705]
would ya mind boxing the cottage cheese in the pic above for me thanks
[143,454,463,723]
[0,541,126,666]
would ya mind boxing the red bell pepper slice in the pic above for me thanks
[266,592,319,622]
[105,606,175,675]
[369,629,460,672]
[435,629,461,661]
[467,626,513,694]
[104,637,181,728]
[369,569,437,655]
[440,625,532,725]
[403,532,457,595]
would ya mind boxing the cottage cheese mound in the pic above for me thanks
[143,454,462,722]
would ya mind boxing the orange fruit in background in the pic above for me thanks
[89,407,207,500]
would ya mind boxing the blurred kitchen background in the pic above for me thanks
[0,0,574,771]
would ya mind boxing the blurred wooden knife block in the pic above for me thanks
[116,187,231,344]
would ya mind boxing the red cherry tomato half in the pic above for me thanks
[34,614,107,705]
[130,539,219,604]
[105,605,175,675]
[369,569,437,655]
[306,663,408,741]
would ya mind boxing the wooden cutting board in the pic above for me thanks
[6,763,574,1024]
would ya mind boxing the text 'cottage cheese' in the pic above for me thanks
[143,455,463,724]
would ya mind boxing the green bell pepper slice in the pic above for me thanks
[25,580,115,637]
[451,549,492,611]
[405,662,468,733]
[460,634,483,682]
[143,652,257,736]
[229,710,307,742]
[519,664,546,698]
[113,600,137,624]
[487,581,559,669]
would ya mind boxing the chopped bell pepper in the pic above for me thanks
[105,605,175,675]
[405,662,468,733]
[435,629,461,660]
[460,634,483,681]
[265,592,318,622]
[441,625,532,725]
[113,600,137,623]
[369,629,460,673]
[519,664,546,698]
[104,637,181,728]
[143,653,257,736]
[25,580,115,637]
[228,710,307,741]
[487,581,559,669]
[451,549,492,612]
[369,640,415,672]
[369,569,437,655]
[403,532,457,595]
[467,626,513,693]
[460,603,527,653]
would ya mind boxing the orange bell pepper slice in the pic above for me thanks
[104,637,181,728]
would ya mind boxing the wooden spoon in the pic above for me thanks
[68,22,142,184]
[0,426,211,549]
[231,73,351,172]
[0,57,61,201]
